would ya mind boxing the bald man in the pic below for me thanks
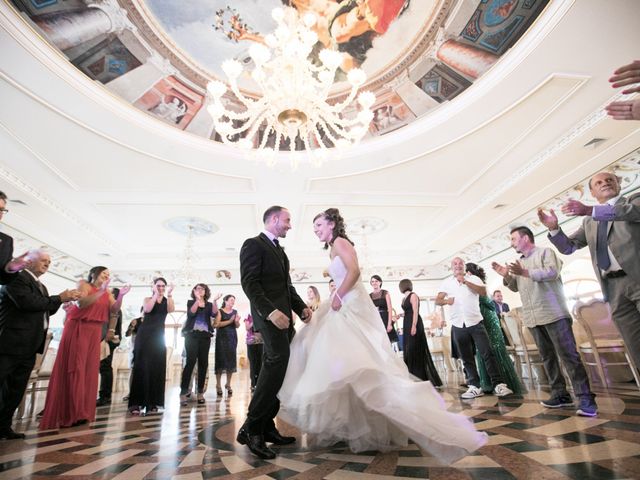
[0,250,79,440]
[538,171,640,375]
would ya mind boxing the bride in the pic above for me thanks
[278,208,487,464]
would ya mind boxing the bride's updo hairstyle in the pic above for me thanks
[313,208,355,250]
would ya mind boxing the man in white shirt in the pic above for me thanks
[538,171,640,376]
[436,257,512,399]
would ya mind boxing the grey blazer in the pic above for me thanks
[548,192,640,300]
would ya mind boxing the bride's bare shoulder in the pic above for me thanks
[333,236,355,251]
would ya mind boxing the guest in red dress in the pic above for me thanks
[39,266,130,429]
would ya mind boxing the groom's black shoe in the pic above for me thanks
[0,428,25,440]
[264,429,296,445]
[237,427,276,459]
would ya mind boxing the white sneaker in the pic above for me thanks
[461,386,484,399]
[493,383,513,397]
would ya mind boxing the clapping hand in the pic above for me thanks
[7,251,32,273]
[606,60,640,120]
[119,284,131,298]
[213,292,223,301]
[561,199,592,217]
[537,208,559,230]
[609,60,640,94]
[492,262,509,277]
[60,289,81,302]
[508,260,528,277]
[167,284,175,296]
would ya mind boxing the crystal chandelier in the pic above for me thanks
[206,7,376,166]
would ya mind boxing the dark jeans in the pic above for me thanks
[247,343,264,389]
[0,354,35,429]
[528,317,593,400]
[452,322,504,388]
[180,332,211,395]
[99,342,117,400]
[244,322,292,435]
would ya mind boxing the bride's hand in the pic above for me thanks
[331,292,342,311]
[411,324,417,336]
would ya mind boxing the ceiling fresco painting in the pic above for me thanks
[7,0,550,146]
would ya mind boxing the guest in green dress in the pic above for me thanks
[466,263,525,395]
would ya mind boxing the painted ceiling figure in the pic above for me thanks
[328,0,408,71]
[151,96,187,124]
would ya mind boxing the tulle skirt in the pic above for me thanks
[278,284,487,465]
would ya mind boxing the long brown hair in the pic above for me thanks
[313,208,354,250]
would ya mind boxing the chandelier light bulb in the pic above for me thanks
[265,33,277,48]
[221,59,243,79]
[206,80,227,99]
[272,7,284,22]
[301,29,318,47]
[358,91,376,108]
[303,12,317,27]
[275,25,290,41]
[249,43,271,65]
[319,49,342,70]
[347,68,366,86]
[251,68,266,83]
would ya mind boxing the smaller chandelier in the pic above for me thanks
[206,7,375,166]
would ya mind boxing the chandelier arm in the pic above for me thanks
[327,87,360,112]
[227,82,260,109]
[314,119,341,148]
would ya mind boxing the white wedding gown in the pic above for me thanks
[278,256,488,464]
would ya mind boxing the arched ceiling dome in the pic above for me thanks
[9,0,550,156]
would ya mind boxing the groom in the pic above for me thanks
[237,206,312,459]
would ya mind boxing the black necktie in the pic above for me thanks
[273,238,280,248]
[36,279,49,329]
[596,220,611,270]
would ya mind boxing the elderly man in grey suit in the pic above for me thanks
[538,171,640,371]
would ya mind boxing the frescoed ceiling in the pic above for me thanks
[6,0,549,142]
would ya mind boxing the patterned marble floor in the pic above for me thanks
[2,371,640,480]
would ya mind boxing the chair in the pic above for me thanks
[16,332,53,418]
[503,310,545,388]
[573,299,640,390]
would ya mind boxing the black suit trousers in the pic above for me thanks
[244,321,292,435]
[0,354,35,428]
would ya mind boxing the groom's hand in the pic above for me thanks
[268,310,290,330]
[300,308,312,323]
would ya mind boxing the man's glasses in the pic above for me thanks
[0,209,8,214]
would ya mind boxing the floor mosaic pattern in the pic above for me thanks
[1,372,640,479]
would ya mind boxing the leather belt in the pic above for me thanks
[605,270,626,279]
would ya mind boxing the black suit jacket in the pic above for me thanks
[239,233,306,333]
[0,232,16,285]
[0,270,62,356]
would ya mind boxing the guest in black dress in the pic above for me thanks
[369,275,399,346]
[399,279,443,387]
[128,277,175,414]
[180,283,219,405]
[214,294,239,396]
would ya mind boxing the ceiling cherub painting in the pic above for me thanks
[145,0,425,89]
